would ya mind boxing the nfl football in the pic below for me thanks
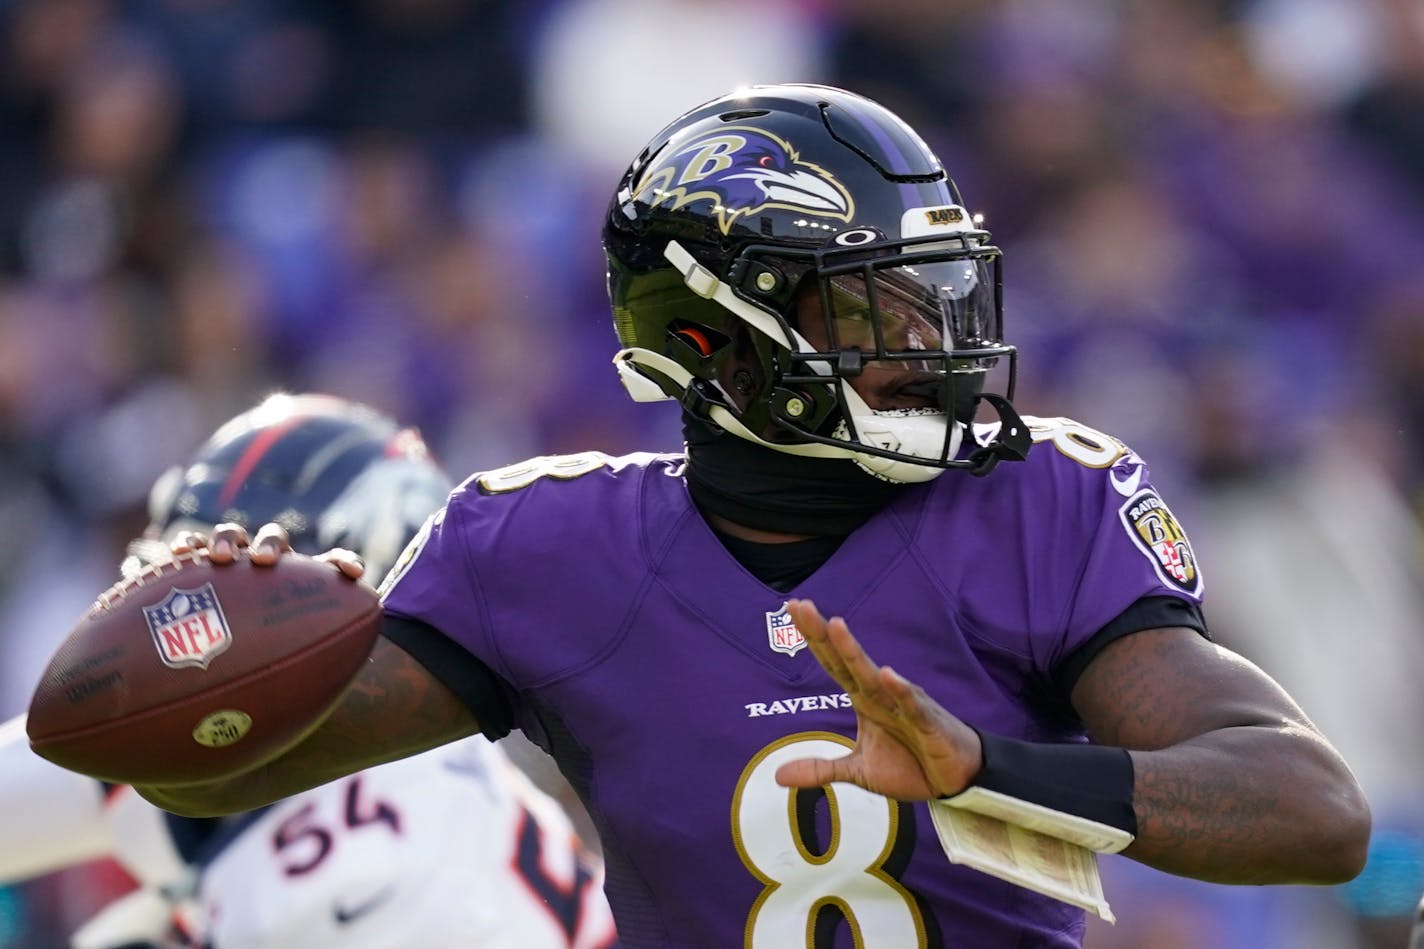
[27,549,382,785]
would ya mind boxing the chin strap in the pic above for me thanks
[614,348,847,461]
[662,241,796,349]
[617,347,1031,481]
[964,393,1032,477]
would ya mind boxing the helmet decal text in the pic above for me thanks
[633,126,853,235]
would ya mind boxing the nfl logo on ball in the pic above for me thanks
[766,604,805,657]
[143,583,234,670]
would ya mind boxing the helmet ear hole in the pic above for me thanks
[675,327,712,356]
[668,323,726,359]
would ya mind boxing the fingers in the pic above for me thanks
[246,523,291,567]
[826,615,893,704]
[163,521,360,579]
[171,523,293,567]
[206,523,249,564]
[785,598,826,639]
[793,599,944,729]
[790,599,890,704]
[169,529,209,555]
[878,664,958,744]
[316,548,366,581]
[774,754,852,790]
[879,666,930,729]
[788,599,850,685]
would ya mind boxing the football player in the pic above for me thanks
[2,393,616,948]
[96,85,1366,947]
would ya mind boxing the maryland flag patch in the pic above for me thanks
[1119,489,1203,598]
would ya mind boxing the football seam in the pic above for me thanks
[29,604,381,747]
[91,548,212,613]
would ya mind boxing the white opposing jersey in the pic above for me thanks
[195,736,617,949]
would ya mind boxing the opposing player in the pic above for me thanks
[4,393,616,948]
[82,85,1366,947]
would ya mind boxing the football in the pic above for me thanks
[27,548,382,786]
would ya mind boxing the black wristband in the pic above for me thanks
[960,729,1138,836]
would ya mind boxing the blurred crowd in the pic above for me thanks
[1,0,1423,946]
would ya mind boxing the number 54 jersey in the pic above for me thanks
[379,419,1205,949]
[195,737,618,949]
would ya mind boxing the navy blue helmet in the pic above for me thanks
[130,393,452,585]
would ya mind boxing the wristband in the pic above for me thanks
[956,729,1137,836]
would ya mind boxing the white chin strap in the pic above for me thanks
[615,346,958,483]
[833,384,961,484]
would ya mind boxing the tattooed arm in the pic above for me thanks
[136,635,479,817]
[775,601,1369,886]
[1072,626,1370,884]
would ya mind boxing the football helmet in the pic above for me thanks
[127,393,452,585]
[605,83,1029,482]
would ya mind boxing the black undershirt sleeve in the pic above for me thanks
[378,614,516,740]
[1054,595,1209,702]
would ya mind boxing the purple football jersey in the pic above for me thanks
[380,418,1204,949]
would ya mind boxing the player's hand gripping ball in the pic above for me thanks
[27,548,381,785]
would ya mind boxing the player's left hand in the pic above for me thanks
[774,599,983,800]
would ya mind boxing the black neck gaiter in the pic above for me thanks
[682,415,909,537]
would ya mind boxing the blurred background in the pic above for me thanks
[0,0,1422,945]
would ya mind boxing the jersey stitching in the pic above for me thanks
[487,458,672,691]
[443,492,504,684]
[640,454,696,567]
[895,490,1036,664]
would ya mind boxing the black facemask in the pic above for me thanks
[682,414,909,537]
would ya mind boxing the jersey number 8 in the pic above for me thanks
[733,733,930,948]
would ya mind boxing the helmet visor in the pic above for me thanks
[813,255,1001,369]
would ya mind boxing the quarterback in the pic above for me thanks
[110,85,1365,947]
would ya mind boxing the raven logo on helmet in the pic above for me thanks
[633,126,854,235]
